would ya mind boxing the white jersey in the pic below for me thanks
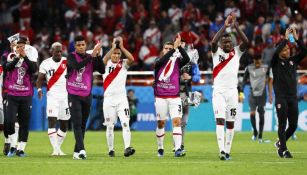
[39,57,67,98]
[103,59,129,98]
[212,46,244,90]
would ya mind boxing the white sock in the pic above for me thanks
[156,128,165,149]
[216,125,225,152]
[106,125,114,151]
[225,128,234,154]
[5,138,9,143]
[17,141,26,151]
[122,122,131,149]
[173,127,182,151]
[48,128,58,151]
[57,129,67,149]
[12,122,19,148]
[8,134,17,149]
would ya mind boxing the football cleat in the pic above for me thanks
[219,151,226,160]
[157,149,164,157]
[225,153,231,160]
[282,150,293,158]
[16,150,26,157]
[7,147,17,157]
[58,149,66,156]
[3,143,10,156]
[124,147,135,157]
[174,148,186,157]
[108,150,115,157]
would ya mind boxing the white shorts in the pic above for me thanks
[155,97,182,120]
[47,95,70,120]
[103,96,130,126]
[212,88,238,121]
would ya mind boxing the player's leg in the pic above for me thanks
[180,93,189,151]
[46,96,60,155]
[275,97,288,158]
[16,96,32,157]
[78,95,92,158]
[57,98,70,156]
[212,90,227,160]
[68,94,85,159]
[6,95,19,157]
[103,98,117,157]
[3,96,10,155]
[169,97,185,157]
[224,89,238,160]
[248,94,257,140]
[154,97,168,157]
[257,92,266,142]
[285,98,298,142]
[118,98,135,157]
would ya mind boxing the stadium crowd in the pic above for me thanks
[1,0,307,71]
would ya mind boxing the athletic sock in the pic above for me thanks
[106,125,114,151]
[216,124,225,152]
[173,127,182,151]
[156,128,165,149]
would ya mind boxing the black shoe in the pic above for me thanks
[157,149,164,157]
[108,150,115,157]
[225,153,231,160]
[180,145,185,152]
[283,150,293,158]
[219,151,226,160]
[16,150,26,157]
[3,143,10,156]
[124,147,135,157]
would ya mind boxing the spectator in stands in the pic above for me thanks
[127,89,138,128]
[139,37,159,70]
[143,20,161,49]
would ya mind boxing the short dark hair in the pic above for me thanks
[74,35,85,43]
[163,41,173,47]
[17,37,27,44]
[254,54,262,60]
[221,33,231,39]
[127,89,135,93]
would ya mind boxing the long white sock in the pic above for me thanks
[122,122,131,149]
[216,125,225,152]
[173,127,182,151]
[17,141,26,151]
[57,129,67,149]
[156,128,165,149]
[12,122,19,148]
[225,128,234,154]
[48,128,58,151]
[8,134,17,149]
[5,138,9,143]
[106,125,114,151]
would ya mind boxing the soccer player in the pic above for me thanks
[154,34,190,157]
[36,42,69,156]
[102,36,135,157]
[5,37,37,157]
[211,13,249,160]
[270,27,307,158]
[242,55,269,143]
[67,35,104,160]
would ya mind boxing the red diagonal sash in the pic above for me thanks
[103,60,123,91]
[47,60,67,91]
[213,49,235,79]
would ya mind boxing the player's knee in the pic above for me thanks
[48,117,57,128]
[172,117,181,127]
[157,120,166,128]
[250,111,256,116]
[121,121,130,129]
[216,118,225,125]
[257,107,265,115]
[106,124,114,131]
[226,121,234,129]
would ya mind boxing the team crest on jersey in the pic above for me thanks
[289,61,293,66]
[48,109,52,113]
[277,104,281,109]
[61,63,66,68]
[281,62,285,66]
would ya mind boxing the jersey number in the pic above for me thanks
[219,55,225,63]
[230,108,236,117]
[124,108,130,116]
[109,67,115,73]
[48,69,55,76]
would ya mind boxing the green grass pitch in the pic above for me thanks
[0,131,306,175]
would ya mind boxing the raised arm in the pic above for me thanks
[292,28,307,64]
[211,16,231,53]
[103,39,116,65]
[118,37,134,66]
[231,13,249,52]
